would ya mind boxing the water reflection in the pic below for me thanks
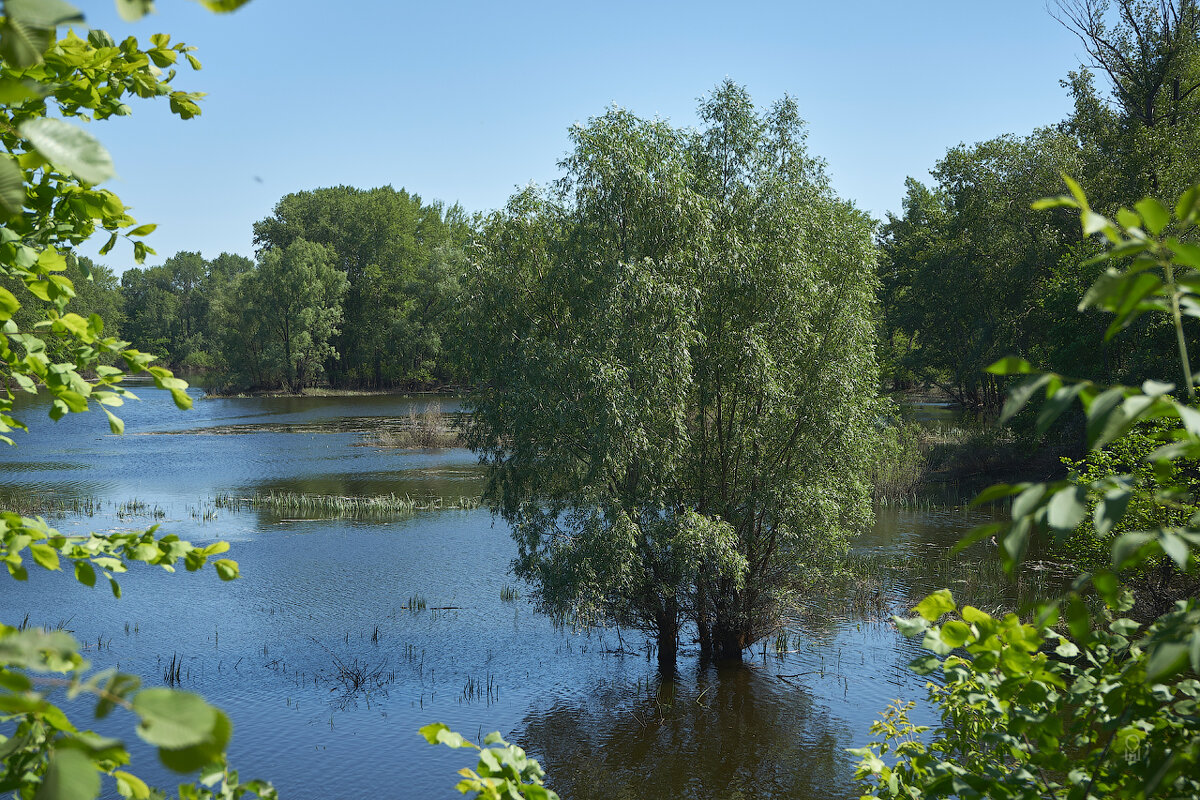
[522,662,852,800]
[0,389,986,799]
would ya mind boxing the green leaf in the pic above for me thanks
[1146,641,1189,683]
[0,18,51,67]
[0,156,25,219]
[29,542,60,571]
[1094,487,1132,537]
[1135,198,1169,235]
[195,0,252,9]
[0,77,39,104]
[914,589,955,622]
[1037,383,1086,434]
[960,605,991,625]
[113,771,149,800]
[1092,569,1119,606]
[98,233,118,256]
[133,689,218,750]
[1178,184,1200,223]
[1063,175,1090,210]
[158,710,230,773]
[1082,209,1118,241]
[940,620,972,648]
[1158,530,1190,569]
[7,0,85,29]
[115,0,156,21]
[893,615,928,637]
[213,559,238,581]
[1001,374,1053,425]
[419,723,450,745]
[0,286,20,321]
[34,748,99,800]
[1011,483,1047,520]
[1047,485,1088,532]
[74,560,95,587]
[19,119,115,185]
[907,654,940,675]
[1112,532,1154,570]
[985,357,1034,375]
[103,408,125,435]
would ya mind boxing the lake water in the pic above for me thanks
[0,383,997,799]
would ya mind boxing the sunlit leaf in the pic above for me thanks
[19,119,115,185]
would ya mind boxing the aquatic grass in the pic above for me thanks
[116,498,166,520]
[213,491,480,521]
[360,403,463,450]
[0,491,101,518]
[499,585,520,602]
[871,421,931,504]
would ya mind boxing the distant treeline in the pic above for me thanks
[111,186,472,392]
[62,2,1200,402]
[879,5,1200,407]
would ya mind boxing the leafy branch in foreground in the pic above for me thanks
[854,178,1200,798]
[0,1,270,799]
[420,724,559,800]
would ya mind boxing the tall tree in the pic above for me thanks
[1052,0,1200,129]
[252,186,471,387]
[252,238,348,391]
[464,84,880,671]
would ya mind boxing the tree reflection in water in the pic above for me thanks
[518,660,853,799]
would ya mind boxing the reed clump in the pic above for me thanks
[363,403,463,449]
[213,491,480,521]
[871,421,932,504]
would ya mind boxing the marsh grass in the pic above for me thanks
[0,491,100,518]
[361,403,463,449]
[871,421,931,504]
[824,546,1071,625]
[213,491,480,521]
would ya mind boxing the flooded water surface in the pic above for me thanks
[0,384,995,799]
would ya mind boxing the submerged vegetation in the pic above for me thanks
[213,491,480,520]
[358,403,463,449]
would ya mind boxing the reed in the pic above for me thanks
[361,403,463,450]
[213,491,480,520]
[116,498,166,520]
[499,585,520,602]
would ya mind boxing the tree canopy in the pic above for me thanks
[463,81,880,671]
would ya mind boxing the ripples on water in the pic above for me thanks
[0,386,993,799]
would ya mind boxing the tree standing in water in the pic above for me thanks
[463,81,880,672]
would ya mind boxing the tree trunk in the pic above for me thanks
[713,625,749,661]
[655,604,679,676]
[696,581,713,661]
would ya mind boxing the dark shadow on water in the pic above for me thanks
[518,660,854,800]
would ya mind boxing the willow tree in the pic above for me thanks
[463,82,879,672]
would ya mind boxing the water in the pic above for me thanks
[0,384,996,799]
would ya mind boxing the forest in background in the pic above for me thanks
[57,1,1199,404]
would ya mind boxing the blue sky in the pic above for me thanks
[74,0,1088,271]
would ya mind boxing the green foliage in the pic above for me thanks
[420,724,559,800]
[121,251,253,371]
[0,3,274,799]
[251,185,472,389]
[856,179,1200,799]
[852,593,1200,799]
[882,2,1200,403]
[1058,418,1200,578]
[463,82,880,668]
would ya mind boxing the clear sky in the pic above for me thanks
[73,0,1090,271]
